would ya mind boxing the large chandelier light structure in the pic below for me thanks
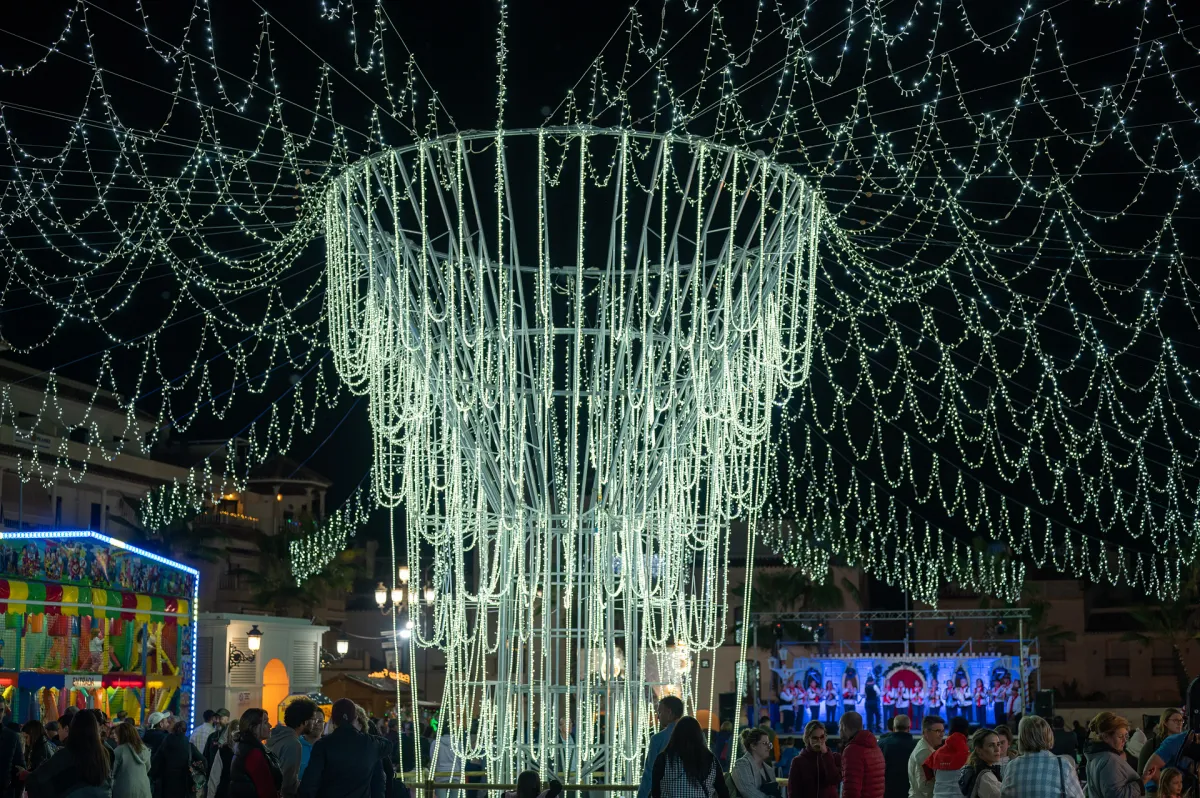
[323,127,821,781]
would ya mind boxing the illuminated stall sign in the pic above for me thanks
[0,535,196,599]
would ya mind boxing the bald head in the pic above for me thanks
[839,710,864,739]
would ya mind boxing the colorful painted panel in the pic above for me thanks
[0,537,196,599]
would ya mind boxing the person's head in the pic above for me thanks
[558,716,572,739]
[156,713,172,731]
[993,725,1013,759]
[802,720,827,752]
[657,696,684,729]
[57,714,72,741]
[67,709,111,786]
[1017,715,1054,754]
[721,721,733,733]
[967,729,1000,769]
[171,719,188,736]
[825,680,833,689]
[741,727,772,761]
[284,698,319,732]
[1088,712,1131,754]
[237,708,271,744]
[886,716,894,732]
[948,715,970,737]
[839,710,863,742]
[215,708,231,726]
[921,715,945,749]
[1052,716,1064,730]
[893,713,911,734]
[1156,708,1185,738]
[515,770,542,798]
[116,721,144,754]
[355,704,371,733]
[1159,767,1185,798]
[976,679,984,688]
[219,720,241,748]
[22,719,46,746]
[664,716,713,786]
[304,708,325,740]
[780,736,795,750]
[203,710,215,725]
[331,698,357,729]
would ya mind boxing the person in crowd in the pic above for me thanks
[991,681,1007,727]
[823,681,839,725]
[840,710,884,798]
[42,722,60,752]
[22,720,54,773]
[112,721,153,798]
[711,721,734,773]
[973,681,987,727]
[883,683,897,727]
[205,720,240,798]
[911,681,925,727]
[25,709,111,798]
[143,712,173,757]
[1072,722,1088,754]
[845,677,862,723]
[791,682,805,732]
[1156,768,1184,798]
[778,736,800,775]
[908,715,945,798]
[927,684,944,733]
[806,681,822,730]
[1082,712,1142,798]
[504,770,540,798]
[957,729,1001,798]
[1005,681,1022,723]
[193,712,218,752]
[0,716,23,798]
[150,718,206,798]
[228,708,281,798]
[268,698,319,798]
[992,726,1014,766]
[357,704,398,798]
[780,682,796,733]
[298,710,324,782]
[297,698,384,798]
[730,728,778,798]
[998,716,1084,798]
[923,716,968,798]
[638,697,684,798]
[1051,717,1079,760]
[786,719,840,798]
[650,715,729,798]
[757,718,780,764]
[203,711,232,775]
[878,713,915,798]
[864,677,882,735]
[1138,710,1196,794]
[1137,708,1184,777]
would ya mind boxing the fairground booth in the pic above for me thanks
[0,531,198,727]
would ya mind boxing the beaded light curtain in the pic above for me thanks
[324,127,822,782]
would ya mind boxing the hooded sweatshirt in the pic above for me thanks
[113,741,154,798]
[267,725,303,797]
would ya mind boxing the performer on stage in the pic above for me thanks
[882,682,896,725]
[991,678,1007,726]
[823,679,839,724]
[943,680,956,719]
[863,675,881,733]
[842,675,859,719]
[954,678,970,719]
[780,680,796,732]
[911,678,925,725]
[805,679,821,727]
[927,678,944,720]
[1005,678,1022,721]
[973,678,987,725]
[895,681,910,722]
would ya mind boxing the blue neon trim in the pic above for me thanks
[0,529,201,732]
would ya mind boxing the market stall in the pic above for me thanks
[0,531,198,726]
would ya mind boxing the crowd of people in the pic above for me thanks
[640,694,1199,798]
[0,697,412,798]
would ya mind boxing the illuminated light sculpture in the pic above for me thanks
[319,126,823,783]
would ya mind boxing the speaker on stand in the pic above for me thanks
[1034,689,1055,720]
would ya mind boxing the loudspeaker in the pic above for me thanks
[1187,677,1200,732]
[1034,689,1055,719]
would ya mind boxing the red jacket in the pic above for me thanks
[787,748,842,798]
[840,730,885,798]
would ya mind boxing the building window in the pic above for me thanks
[197,637,213,685]
[1042,644,1067,662]
[1104,658,1131,677]
[1152,657,1176,677]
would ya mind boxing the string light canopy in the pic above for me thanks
[317,125,821,782]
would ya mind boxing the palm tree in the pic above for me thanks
[1121,562,1200,702]
[124,499,226,564]
[236,526,359,618]
[731,569,859,651]
[980,585,1076,648]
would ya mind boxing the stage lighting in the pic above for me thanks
[946,620,956,637]
[996,619,1008,635]
[774,622,784,642]
[862,621,872,641]
[816,620,826,639]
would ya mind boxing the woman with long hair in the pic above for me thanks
[112,722,152,798]
[206,720,241,798]
[1137,707,1183,776]
[25,708,113,797]
[1084,712,1143,798]
[992,725,1015,765]
[651,716,730,798]
[730,728,779,798]
[956,728,1001,798]
[229,709,281,798]
[21,719,54,772]
[785,720,840,798]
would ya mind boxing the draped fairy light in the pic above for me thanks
[318,127,822,781]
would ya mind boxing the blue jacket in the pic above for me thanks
[638,722,676,798]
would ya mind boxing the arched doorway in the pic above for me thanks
[262,659,290,725]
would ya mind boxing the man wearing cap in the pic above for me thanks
[143,711,172,756]
[203,708,231,773]
[299,698,384,798]
[191,709,217,751]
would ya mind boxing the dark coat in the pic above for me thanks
[149,733,204,798]
[26,737,55,773]
[144,729,169,757]
[877,731,917,798]
[229,738,282,798]
[297,726,384,798]
[786,748,842,798]
[25,747,113,798]
[0,727,23,798]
